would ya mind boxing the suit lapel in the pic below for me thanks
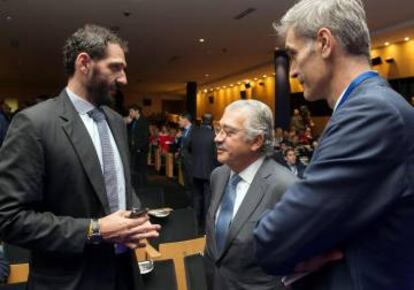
[58,91,110,214]
[102,107,132,208]
[217,159,272,261]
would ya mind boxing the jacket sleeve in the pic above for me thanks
[0,112,90,254]
[254,95,405,275]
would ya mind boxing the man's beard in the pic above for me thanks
[86,67,118,106]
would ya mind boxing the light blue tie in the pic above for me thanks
[215,174,242,252]
[88,108,119,213]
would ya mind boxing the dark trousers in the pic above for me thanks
[192,177,212,235]
[132,152,148,189]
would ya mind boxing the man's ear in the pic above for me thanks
[316,28,335,59]
[75,52,92,75]
[251,134,264,153]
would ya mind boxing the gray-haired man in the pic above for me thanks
[254,1,414,289]
[204,100,296,290]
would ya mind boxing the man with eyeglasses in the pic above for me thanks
[204,100,297,290]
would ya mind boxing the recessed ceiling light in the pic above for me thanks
[203,89,208,93]
[262,74,267,78]
[204,73,210,77]
[223,86,227,88]
[230,84,234,87]
[210,88,214,92]
[404,37,410,41]
[199,38,205,43]
[254,77,258,81]
[5,15,12,22]
[384,42,390,46]
[272,72,276,76]
[237,82,241,85]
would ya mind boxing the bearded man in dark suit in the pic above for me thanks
[0,24,160,290]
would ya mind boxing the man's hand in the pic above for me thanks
[294,249,344,273]
[98,210,161,249]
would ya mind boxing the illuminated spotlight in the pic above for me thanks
[199,38,205,43]
[262,74,267,78]
[210,88,214,92]
[230,84,234,87]
[272,72,276,76]
[204,73,210,77]
[237,82,241,85]
[384,42,390,46]
[203,89,208,93]
[254,77,258,81]
[223,85,227,89]
[404,37,410,41]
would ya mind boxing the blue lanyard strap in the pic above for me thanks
[336,71,379,111]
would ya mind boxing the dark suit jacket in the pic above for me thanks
[254,76,414,290]
[189,125,219,180]
[0,91,141,290]
[205,158,297,290]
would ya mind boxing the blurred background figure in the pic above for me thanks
[128,104,150,189]
[190,113,220,234]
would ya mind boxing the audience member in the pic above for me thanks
[190,113,220,234]
[128,104,150,188]
[177,113,193,200]
[282,148,306,179]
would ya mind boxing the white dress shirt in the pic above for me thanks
[66,88,126,210]
[216,157,265,221]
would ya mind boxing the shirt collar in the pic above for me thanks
[333,88,346,113]
[231,157,265,185]
[333,70,376,113]
[66,87,95,115]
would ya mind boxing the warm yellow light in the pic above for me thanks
[230,84,234,87]
[203,89,208,93]
[237,82,241,85]
[199,38,205,43]
[210,88,214,92]
[384,42,390,46]
[254,77,258,81]
[262,74,267,78]
[204,73,210,77]
[223,86,227,89]
[404,37,410,41]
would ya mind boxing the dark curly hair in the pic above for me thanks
[62,24,128,76]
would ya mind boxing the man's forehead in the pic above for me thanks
[219,109,245,127]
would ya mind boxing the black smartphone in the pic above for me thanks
[129,207,149,218]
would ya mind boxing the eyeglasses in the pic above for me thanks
[214,126,243,138]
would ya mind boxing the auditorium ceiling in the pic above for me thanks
[1,0,414,97]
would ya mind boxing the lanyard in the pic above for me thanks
[336,71,379,111]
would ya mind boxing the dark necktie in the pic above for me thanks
[88,108,119,213]
[215,174,242,252]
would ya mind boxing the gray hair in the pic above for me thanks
[225,100,275,156]
[274,0,371,59]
